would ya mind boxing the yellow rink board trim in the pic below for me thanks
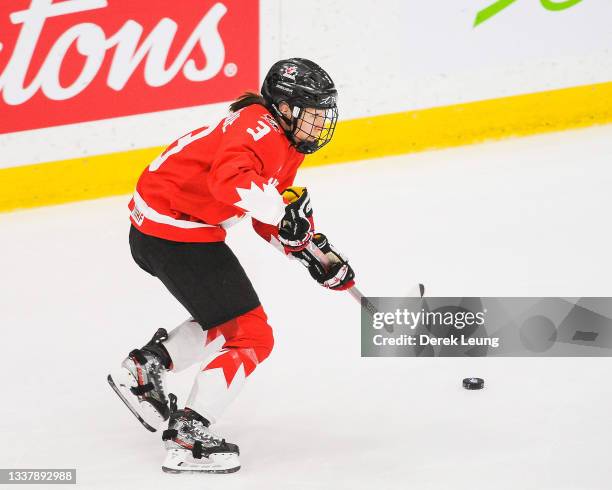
[2,81,612,213]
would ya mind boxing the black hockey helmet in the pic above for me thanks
[261,58,338,154]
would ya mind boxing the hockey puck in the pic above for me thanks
[462,377,484,390]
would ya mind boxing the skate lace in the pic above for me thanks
[144,356,168,404]
[189,420,225,447]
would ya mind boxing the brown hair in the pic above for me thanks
[229,91,267,113]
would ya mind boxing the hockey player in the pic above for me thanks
[108,58,355,474]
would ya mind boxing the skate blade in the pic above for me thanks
[162,449,240,474]
[161,465,241,474]
[107,373,162,432]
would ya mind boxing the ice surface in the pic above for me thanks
[1,125,611,489]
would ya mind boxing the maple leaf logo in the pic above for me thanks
[234,180,284,224]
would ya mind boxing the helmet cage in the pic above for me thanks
[290,105,338,154]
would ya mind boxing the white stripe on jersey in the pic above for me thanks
[133,191,217,229]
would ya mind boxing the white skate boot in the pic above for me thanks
[107,328,171,432]
[161,395,240,474]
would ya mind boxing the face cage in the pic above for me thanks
[291,106,338,154]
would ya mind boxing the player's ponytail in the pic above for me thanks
[229,92,267,112]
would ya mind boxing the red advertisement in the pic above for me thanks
[0,0,259,134]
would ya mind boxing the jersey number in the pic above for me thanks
[149,125,215,172]
[246,121,271,141]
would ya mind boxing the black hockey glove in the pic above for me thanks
[291,233,355,291]
[278,187,314,252]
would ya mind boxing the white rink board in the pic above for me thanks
[1,0,611,168]
[280,0,612,116]
[0,125,611,489]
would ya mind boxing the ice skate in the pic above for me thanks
[161,395,240,474]
[107,328,171,432]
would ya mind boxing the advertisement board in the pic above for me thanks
[0,0,258,134]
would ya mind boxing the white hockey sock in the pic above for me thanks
[163,318,222,372]
[186,348,253,424]
[180,306,273,424]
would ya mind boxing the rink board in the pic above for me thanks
[2,80,612,213]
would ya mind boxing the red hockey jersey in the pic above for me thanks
[128,104,304,242]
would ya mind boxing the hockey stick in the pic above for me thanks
[305,241,425,315]
[348,281,425,334]
[346,281,425,329]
